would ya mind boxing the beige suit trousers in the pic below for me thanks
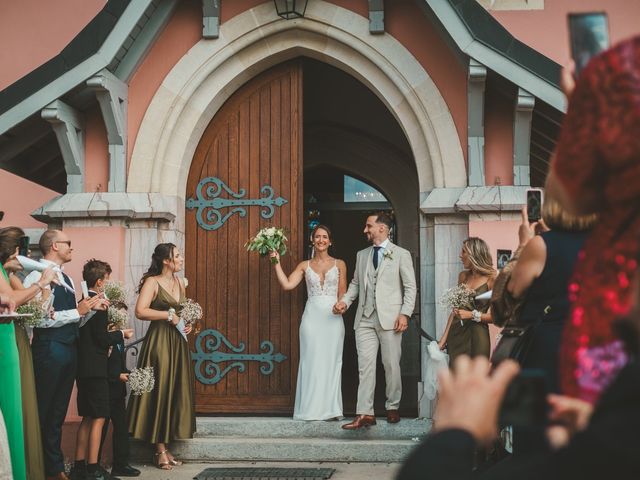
[355,310,403,415]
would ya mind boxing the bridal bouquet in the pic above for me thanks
[439,284,475,310]
[16,297,49,327]
[128,366,155,395]
[103,280,127,303]
[245,226,288,264]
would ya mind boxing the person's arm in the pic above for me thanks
[340,251,361,309]
[399,249,417,319]
[269,252,305,291]
[88,310,125,348]
[507,235,547,299]
[2,268,56,307]
[438,311,455,350]
[135,277,175,322]
[337,260,347,301]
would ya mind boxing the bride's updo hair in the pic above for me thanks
[137,242,176,293]
[310,224,333,244]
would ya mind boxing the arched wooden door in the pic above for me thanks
[185,61,303,414]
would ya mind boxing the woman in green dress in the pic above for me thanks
[0,227,57,480]
[438,237,496,365]
[128,243,195,470]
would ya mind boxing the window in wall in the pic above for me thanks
[343,176,387,203]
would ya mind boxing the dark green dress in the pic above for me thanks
[127,282,196,443]
[446,282,491,365]
[14,323,45,480]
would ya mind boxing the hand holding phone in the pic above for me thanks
[569,12,609,77]
[498,369,547,428]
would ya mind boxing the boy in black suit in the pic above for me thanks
[71,260,133,480]
[100,303,140,477]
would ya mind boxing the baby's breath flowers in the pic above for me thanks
[108,304,129,330]
[103,280,127,303]
[439,284,476,310]
[128,366,155,395]
[179,298,203,326]
[16,298,48,327]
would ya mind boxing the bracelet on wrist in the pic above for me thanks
[472,309,482,322]
[167,308,176,324]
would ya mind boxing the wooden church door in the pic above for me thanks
[185,61,303,413]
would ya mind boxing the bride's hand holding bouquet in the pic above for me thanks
[246,226,288,264]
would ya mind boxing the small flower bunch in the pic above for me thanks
[103,280,127,303]
[128,366,155,395]
[439,284,475,310]
[245,226,288,264]
[179,298,203,326]
[16,298,48,327]
[107,303,129,330]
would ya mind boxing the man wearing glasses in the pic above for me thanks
[24,230,106,480]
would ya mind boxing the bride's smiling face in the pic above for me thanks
[312,228,331,252]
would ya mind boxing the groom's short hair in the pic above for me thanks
[374,212,393,230]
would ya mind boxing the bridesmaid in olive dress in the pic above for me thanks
[128,243,195,470]
[438,237,496,364]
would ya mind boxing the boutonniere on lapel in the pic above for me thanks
[382,250,394,261]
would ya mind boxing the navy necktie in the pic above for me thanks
[373,246,382,269]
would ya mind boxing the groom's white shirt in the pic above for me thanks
[341,240,416,330]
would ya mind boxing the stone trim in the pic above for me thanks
[127,0,466,197]
[31,192,180,223]
[477,0,544,11]
[420,186,531,214]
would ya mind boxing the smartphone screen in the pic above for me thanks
[497,249,512,270]
[18,236,30,257]
[526,190,542,223]
[568,12,609,77]
[499,369,547,428]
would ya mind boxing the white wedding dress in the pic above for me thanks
[293,260,345,420]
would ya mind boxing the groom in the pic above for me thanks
[334,212,416,429]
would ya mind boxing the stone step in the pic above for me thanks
[132,436,421,463]
[130,417,431,463]
[193,417,431,440]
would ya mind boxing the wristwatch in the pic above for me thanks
[167,308,176,324]
[472,309,482,322]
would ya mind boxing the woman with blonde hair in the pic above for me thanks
[439,237,496,363]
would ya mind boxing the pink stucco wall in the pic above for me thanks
[0,171,58,229]
[484,87,514,186]
[490,0,640,66]
[0,0,106,91]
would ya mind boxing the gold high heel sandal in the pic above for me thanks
[153,450,173,470]
[166,450,183,466]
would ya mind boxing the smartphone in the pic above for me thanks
[568,12,609,77]
[497,249,512,270]
[18,236,30,257]
[526,190,542,223]
[498,369,547,428]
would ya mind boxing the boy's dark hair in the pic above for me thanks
[374,212,393,230]
[82,259,112,288]
[111,301,128,311]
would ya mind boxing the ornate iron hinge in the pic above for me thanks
[191,329,287,384]
[186,177,288,230]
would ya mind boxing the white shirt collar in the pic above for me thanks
[374,239,390,250]
[39,258,64,270]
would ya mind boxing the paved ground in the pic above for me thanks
[126,461,401,480]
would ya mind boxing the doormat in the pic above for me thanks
[194,467,335,480]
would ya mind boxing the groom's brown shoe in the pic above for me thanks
[386,410,400,424]
[342,415,376,430]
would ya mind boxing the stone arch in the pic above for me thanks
[127,1,465,199]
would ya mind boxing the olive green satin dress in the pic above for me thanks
[447,282,491,365]
[14,324,45,480]
[127,283,195,443]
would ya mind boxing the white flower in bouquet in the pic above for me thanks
[16,298,48,327]
[245,226,288,264]
[103,280,127,303]
[128,366,155,395]
[439,284,475,310]
[107,305,129,330]
[179,298,203,326]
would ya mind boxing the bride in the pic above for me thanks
[270,224,346,420]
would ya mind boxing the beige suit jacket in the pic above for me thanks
[341,241,417,330]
